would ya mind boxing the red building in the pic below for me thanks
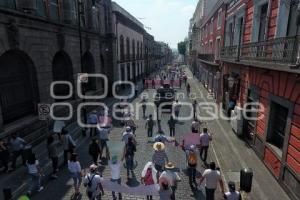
[196,0,226,102]
[221,0,300,199]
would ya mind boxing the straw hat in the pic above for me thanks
[153,142,165,151]
[165,162,175,169]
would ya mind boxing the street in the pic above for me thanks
[31,67,290,200]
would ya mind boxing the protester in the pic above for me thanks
[186,83,191,96]
[191,120,201,133]
[152,142,169,173]
[0,138,9,172]
[89,138,101,165]
[60,128,76,165]
[160,162,181,200]
[172,100,181,119]
[126,117,137,137]
[167,116,176,137]
[145,115,155,138]
[198,162,224,200]
[47,135,59,178]
[122,126,135,145]
[187,145,198,190]
[122,137,136,179]
[96,123,110,160]
[68,153,83,196]
[10,133,26,170]
[26,153,43,196]
[83,164,104,200]
[141,162,158,200]
[154,130,174,144]
[141,97,148,118]
[158,179,172,200]
[199,128,212,164]
[224,181,242,200]
[193,100,197,119]
[108,155,122,200]
[88,111,98,137]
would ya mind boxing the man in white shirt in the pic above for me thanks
[122,127,135,144]
[108,155,122,200]
[198,162,224,200]
[224,181,242,200]
[84,164,104,200]
[199,128,212,163]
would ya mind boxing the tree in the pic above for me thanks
[177,41,187,55]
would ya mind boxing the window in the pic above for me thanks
[287,2,300,36]
[120,35,125,61]
[267,102,289,156]
[62,0,77,24]
[137,41,139,59]
[258,3,268,42]
[217,10,222,29]
[37,0,47,17]
[49,0,60,21]
[126,38,130,60]
[132,40,135,60]
[0,0,16,9]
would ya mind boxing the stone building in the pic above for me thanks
[0,0,113,141]
[111,2,145,83]
[144,32,156,75]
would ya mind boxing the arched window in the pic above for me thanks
[0,50,39,124]
[52,51,74,101]
[132,39,135,60]
[126,37,130,60]
[120,35,125,61]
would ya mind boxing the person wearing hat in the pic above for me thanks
[96,123,111,160]
[108,155,122,200]
[224,181,242,200]
[152,142,169,173]
[159,162,181,200]
[83,164,104,200]
[122,126,135,145]
[198,162,224,200]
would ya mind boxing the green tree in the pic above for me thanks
[177,41,187,55]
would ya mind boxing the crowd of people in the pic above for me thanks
[0,66,243,200]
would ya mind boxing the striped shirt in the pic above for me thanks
[152,150,169,167]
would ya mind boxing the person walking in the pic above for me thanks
[122,126,135,145]
[126,118,137,137]
[172,100,181,119]
[122,137,136,179]
[26,153,44,196]
[160,162,181,200]
[187,145,198,191]
[223,181,242,200]
[0,138,9,173]
[152,79,155,89]
[158,180,172,200]
[47,135,59,179]
[89,138,101,165]
[10,133,26,170]
[83,164,104,200]
[141,97,147,118]
[193,100,197,119]
[141,162,158,200]
[60,128,76,165]
[199,128,212,164]
[108,155,122,200]
[186,83,191,97]
[167,116,176,137]
[68,153,83,196]
[145,115,155,138]
[152,142,169,174]
[198,162,224,200]
[191,120,201,133]
[97,123,111,160]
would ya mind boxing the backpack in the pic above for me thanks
[84,174,95,188]
[188,152,197,165]
[144,168,154,185]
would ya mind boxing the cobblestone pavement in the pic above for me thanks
[32,67,290,200]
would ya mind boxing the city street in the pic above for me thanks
[31,67,290,200]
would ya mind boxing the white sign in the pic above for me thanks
[38,103,51,120]
[53,120,65,133]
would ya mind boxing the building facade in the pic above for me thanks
[112,2,145,83]
[0,0,112,141]
[220,0,300,199]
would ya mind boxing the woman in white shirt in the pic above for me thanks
[27,153,43,195]
[68,153,83,196]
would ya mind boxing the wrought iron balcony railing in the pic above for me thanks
[198,54,217,63]
[220,36,300,67]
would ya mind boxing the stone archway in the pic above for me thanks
[0,50,39,124]
[83,51,96,91]
[52,51,74,100]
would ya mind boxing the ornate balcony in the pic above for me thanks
[220,36,300,71]
[198,54,219,66]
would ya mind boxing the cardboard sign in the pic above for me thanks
[53,120,65,133]
[38,103,50,120]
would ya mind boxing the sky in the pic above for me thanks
[114,0,197,49]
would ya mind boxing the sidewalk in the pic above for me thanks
[185,67,290,200]
[0,84,139,200]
